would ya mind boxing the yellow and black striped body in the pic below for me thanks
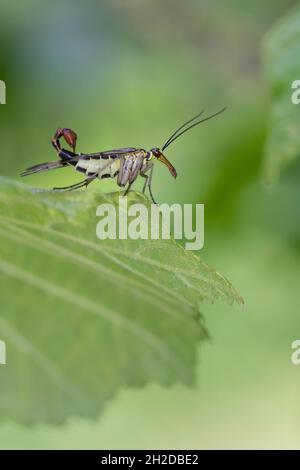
[74,148,151,187]
[21,145,155,196]
[75,154,121,179]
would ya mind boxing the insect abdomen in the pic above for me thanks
[75,157,120,179]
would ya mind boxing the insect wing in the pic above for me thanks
[101,147,137,155]
[74,148,138,161]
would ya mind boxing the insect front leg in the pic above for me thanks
[140,163,157,204]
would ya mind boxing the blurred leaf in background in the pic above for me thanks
[263,3,300,182]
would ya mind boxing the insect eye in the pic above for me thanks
[151,148,159,158]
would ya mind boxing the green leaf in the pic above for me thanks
[0,177,242,424]
[263,4,300,181]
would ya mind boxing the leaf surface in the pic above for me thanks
[0,178,242,423]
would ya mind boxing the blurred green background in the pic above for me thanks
[0,0,300,449]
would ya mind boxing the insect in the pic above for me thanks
[21,107,226,204]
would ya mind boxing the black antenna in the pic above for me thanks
[162,109,205,151]
[162,107,227,151]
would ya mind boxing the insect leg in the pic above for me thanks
[141,174,148,194]
[123,182,133,198]
[53,176,95,192]
[148,176,157,205]
[140,163,157,204]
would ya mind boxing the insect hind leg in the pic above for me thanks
[53,176,95,192]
